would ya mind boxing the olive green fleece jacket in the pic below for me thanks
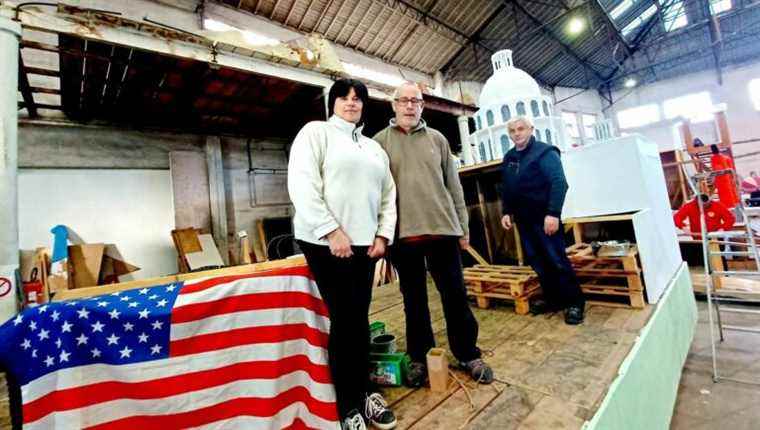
[373,119,469,239]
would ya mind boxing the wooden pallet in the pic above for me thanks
[463,265,541,314]
[566,243,645,309]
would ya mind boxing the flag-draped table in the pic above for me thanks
[0,264,339,429]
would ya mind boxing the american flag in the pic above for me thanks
[0,265,339,429]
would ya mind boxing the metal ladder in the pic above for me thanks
[683,153,760,385]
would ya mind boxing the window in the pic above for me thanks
[617,104,661,129]
[531,100,540,117]
[516,101,526,116]
[562,112,580,138]
[486,110,495,126]
[479,142,487,162]
[622,4,657,36]
[663,91,714,122]
[487,139,494,160]
[610,0,634,20]
[500,135,510,155]
[710,0,732,14]
[542,100,550,116]
[535,129,542,141]
[663,1,687,31]
[476,115,482,130]
[582,114,598,139]
[545,129,553,144]
[750,79,760,110]
[501,105,511,122]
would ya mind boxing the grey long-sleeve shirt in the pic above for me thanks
[373,119,469,239]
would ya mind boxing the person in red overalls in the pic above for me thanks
[674,194,735,238]
[711,144,740,208]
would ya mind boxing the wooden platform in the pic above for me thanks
[370,278,654,429]
[567,243,645,309]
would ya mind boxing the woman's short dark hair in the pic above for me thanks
[328,78,369,124]
[711,144,720,154]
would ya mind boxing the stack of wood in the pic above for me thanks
[463,243,646,313]
[566,243,645,309]
[463,265,541,314]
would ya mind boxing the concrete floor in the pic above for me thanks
[671,300,760,429]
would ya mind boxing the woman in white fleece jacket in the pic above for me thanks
[287,79,397,430]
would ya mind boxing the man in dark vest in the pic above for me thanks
[500,116,585,324]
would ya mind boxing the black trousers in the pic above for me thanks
[517,217,585,308]
[298,241,375,420]
[390,236,481,364]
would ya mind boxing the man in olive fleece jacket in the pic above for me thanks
[373,82,493,387]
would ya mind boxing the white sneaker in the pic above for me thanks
[364,393,397,429]
[341,409,367,430]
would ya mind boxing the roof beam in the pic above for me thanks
[591,0,633,56]
[700,0,724,84]
[509,0,606,86]
[440,3,507,74]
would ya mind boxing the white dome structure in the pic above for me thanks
[465,50,568,165]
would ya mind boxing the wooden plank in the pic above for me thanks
[563,213,636,224]
[708,240,724,289]
[52,256,307,300]
[465,246,489,266]
[476,180,494,263]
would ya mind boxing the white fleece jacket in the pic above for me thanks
[288,115,397,246]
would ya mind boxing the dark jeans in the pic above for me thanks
[390,236,481,364]
[298,241,375,420]
[517,217,585,308]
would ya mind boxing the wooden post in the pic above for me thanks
[513,223,524,266]
[709,240,724,290]
[621,250,645,308]
[572,223,583,245]
[475,180,494,263]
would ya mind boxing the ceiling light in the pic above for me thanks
[203,18,236,32]
[568,17,585,35]
[624,77,637,88]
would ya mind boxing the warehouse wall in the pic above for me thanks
[607,61,760,175]
[17,122,293,277]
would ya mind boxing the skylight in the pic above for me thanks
[663,1,688,31]
[710,0,732,14]
[610,0,634,20]
[621,4,657,37]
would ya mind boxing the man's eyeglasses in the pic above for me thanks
[394,98,424,106]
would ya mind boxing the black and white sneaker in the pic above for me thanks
[341,409,367,430]
[364,393,397,429]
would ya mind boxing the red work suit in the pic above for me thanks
[673,199,735,237]
[711,154,740,208]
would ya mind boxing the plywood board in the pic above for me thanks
[185,234,225,270]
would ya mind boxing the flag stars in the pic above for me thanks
[13,315,23,326]
[50,310,61,322]
[29,320,37,331]
[156,299,168,308]
[128,302,139,308]
[61,321,73,333]
[44,356,55,367]
[37,328,50,341]
[149,294,159,300]
[109,309,121,320]
[37,305,48,313]
[59,350,70,363]
[166,285,176,292]
[111,292,121,296]
[151,320,164,330]
[138,309,150,319]
[106,333,120,346]
[120,296,131,302]
[91,348,101,358]
[21,339,31,350]
[119,346,133,359]
[97,301,109,307]
[150,344,162,355]
[91,321,105,333]
[55,338,62,349]
[77,308,90,319]
[65,301,78,306]
[76,333,89,346]
[139,288,149,295]
[32,349,38,358]
[138,333,149,343]
[123,322,134,332]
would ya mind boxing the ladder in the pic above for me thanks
[682,149,760,385]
